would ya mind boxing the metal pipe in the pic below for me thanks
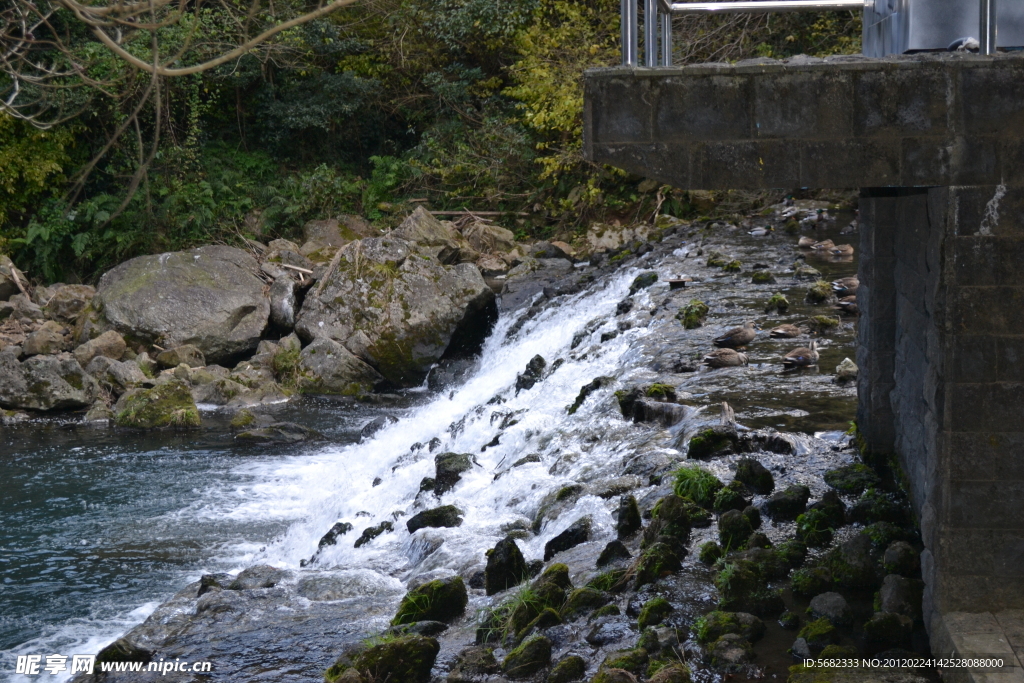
[980,0,998,55]
[668,0,864,14]
[645,0,658,65]
[622,0,638,65]
[661,11,673,66]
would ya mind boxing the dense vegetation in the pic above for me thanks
[1,0,860,282]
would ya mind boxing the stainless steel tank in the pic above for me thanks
[863,0,1024,56]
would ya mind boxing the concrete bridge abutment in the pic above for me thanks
[585,52,1024,668]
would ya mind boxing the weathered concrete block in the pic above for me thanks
[655,75,752,141]
[752,71,853,139]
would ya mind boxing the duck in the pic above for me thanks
[835,296,859,315]
[830,244,855,257]
[810,239,835,251]
[713,321,757,348]
[749,226,773,237]
[798,236,817,248]
[830,276,859,296]
[782,340,819,368]
[769,323,803,338]
[703,348,749,368]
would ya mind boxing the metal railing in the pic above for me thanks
[621,0,1000,66]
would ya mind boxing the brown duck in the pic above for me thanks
[782,340,819,368]
[798,236,817,248]
[713,321,757,348]
[769,324,803,338]
[831,276,859,297]
[703,348,749,368]
[830,244,855,257]
[835,295,859,315]
[811,239,835,251]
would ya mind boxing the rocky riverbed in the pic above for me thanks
[2,200,934,683]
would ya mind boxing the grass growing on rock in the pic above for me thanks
[672,464,723,508]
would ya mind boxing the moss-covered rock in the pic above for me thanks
[764,484,811,521]
[447,646,499,681]
[808,491,846,529]
[601,648,649,676]
[819,644,858,659]
[634,543,682,589]
[324,635,439,683]
[686,427,738,460]
[230,408,257,429]
[827,534,883,590]
[406,505,463,534]
[591,669,638,683]
[713,481,751,514]
[597,540,632,567]
[718,509,753,550]
[775,539,809,569]
[746,532,772,550]
[518,607,562,640]
[863,611,913,645]
[629,271,658,293]
[751,270,776,284]
[883,541,920,576]
[710,633,754,668]
[642,495,693,551]
[779,610,801,629]
[591,604,621,620]
[694,611,765,644]
[548,655,587,683]
[616,494,642,539]
[677,300,710,329]
[798,618,840,652]
[791,566,833,597]
[638,596,673,630]
[113,380,200,429]
[561,588,611,620]
[734,458,775,495]
[742,505,762,530]
[706,251,729,268]
[503,635,552,679]
[806,280,834,304]
[648,662,690,683]
[848,489,906,526]
[807,315,840,334]
[823,463,881,495]
[391,576,467,625]
[764,292,790,314]
[699,542,724,565]
[795,509,835,548]
[723,260,742,273]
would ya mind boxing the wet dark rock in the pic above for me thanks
[742,505,762,530]
[616,494,642,538]
[883,541,920,576]
[879,574,923,621]
[354,521,394,548]
[236,421,321,443]
[737,430,796,455]
[95,638,153,667]
[791,566,833,596]
[562,587,612,619]
[641,495,692,552]
[433,451,474,495]
[385,620,449,637]
[616,299,633,315]
[824,462,881,495]
[629,271,658,294]
[360,414,398,440]
[734,458,774,494]
[779,610,801,629]
[548,655,587,683]
[809,592,852,625]
[746,532,772,549]
[632,399,687,427]
[406,505,464,534]
[325,635,439,683]
[448,646,499,681]
[426,358,476,391]
[392,576,468,624]
[515,354,547,393]
[710,633,754,668]
[567,375,613,415]
[512,453,542,467]
[597,540,632,566]
[713,480,751,513]
[485,537,530,595]
[544,516,592,561]
[318,522,354,549]
[502,634,552,679]
[601,647,648,676]
[718,509,753,549]
[863,612,913,645]
[586,616,632,646]
[808,490,847,528]
[699,542,724,565]
[468,570,486,589]
[797,617,839,653]
[849,489,906,525]
[763,484,811,521]
[228,565,288,590]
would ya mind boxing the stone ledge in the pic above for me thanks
[931,612,1024,683]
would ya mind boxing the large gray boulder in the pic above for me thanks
[295,208,495,386]
[0,350,99,410]
[297,337,383,395]
[77,246,269,363]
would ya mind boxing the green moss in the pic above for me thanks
[645,383,676,400]
[325,635,439,683]
[686,427,737,460]
[775,539,808,569]
[634,543,681,589]
[601,648,649,675]
[230,409,256,429]
[114,380,201,429]
[751,270,775,284]
[706,251,728,268]
[590,604,621,620]
[713,481,749,514]
[791,566,833,596]
[608,249,632,263]
[629,271,658,293]
[808,315,840,333]
[671,464,723,508]
[824,463,881,495]
[502,635,552,678]
[548,655,587,683]
[765,292,790,314]
[677,300,709,329]
[556,484,583,502]
[391,576,468,625]
[271,347,301,387]
[798,618,839,649]
[820,645,858,659]
[795,509,835,548]
[638,596,672,630]
[586,569,628,593]
[722,260,742,273]
[560,587,610,619]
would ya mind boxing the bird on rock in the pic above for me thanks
[831,276,859,297]
[713,321,757,348]
[830,244,855,257]
[769,324,803,338]
[782,340,819,368]
[703,348,749,368]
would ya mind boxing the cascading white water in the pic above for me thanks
[233,266,671,594]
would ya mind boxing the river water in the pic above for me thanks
[1,216,865,682]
